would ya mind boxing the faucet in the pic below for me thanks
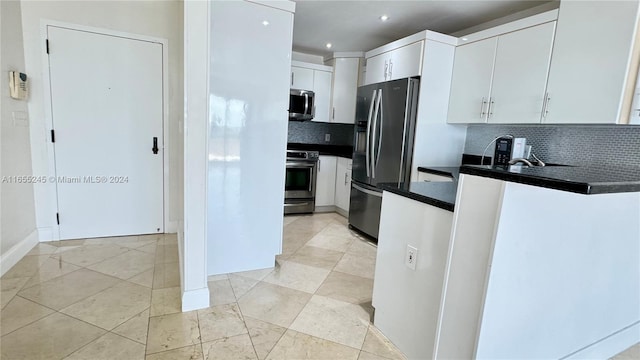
[508,158,535,167]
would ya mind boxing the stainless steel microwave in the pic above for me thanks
[289,89,315,121]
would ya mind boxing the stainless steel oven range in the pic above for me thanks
[284,150,319,214]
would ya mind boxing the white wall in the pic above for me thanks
[1,0,37,256]
[20,0,183,239]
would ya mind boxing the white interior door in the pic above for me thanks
[47,26,164,240]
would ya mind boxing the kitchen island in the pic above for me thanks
[373,165,640,359]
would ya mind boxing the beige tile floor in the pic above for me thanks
[1,212,638,360]
[0,213,406,359]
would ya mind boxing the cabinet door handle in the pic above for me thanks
[344,172,348,185]
[291,72,294,86]
[332,107,335,120]
[389,60,393,79]
[318,159,320,172]
[384,60,388,80]
[480,97,487,118]
[487,97,494,119]
[542,93,551,119]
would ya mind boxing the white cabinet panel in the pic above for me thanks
[315,155,337,207]
[364,53,388,85]
[389,41,424,81]
[489,22,556,124]
[447,38,497,124]
[312,70,332,122]
[334,157,352,211]
[374,192,453,359]
[291,66,313,90]
[330,58,360,123]
[365,41,424,85]
[208,1,293,274]
[545,1,639,124]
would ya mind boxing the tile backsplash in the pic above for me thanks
[288,121,354,146]
[465,124,640,167]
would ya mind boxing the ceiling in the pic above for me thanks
[292,0,555,57]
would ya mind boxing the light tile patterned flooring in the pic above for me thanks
[0,213,407,359]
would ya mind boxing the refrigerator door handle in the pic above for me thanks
[352,182,382,198]
[375,89,384,170]
[366,90,377,178]
[371,89,382,178]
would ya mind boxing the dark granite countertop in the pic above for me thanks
[460,164,640,195]
[287,143,353,158]
[417,166,460,181]
[379,182,458,212]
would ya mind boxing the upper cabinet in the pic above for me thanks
[291,66,314,90]
[544,1,640,124]
[291,61,333,122]
[365,41,424,85]
[326,57,361,124]
[448,21,556,124]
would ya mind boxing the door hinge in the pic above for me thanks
[56,213,60,225]
[51,129,55,143]
[46,39,49,54]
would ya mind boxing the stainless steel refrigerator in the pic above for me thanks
[348,77,420,239]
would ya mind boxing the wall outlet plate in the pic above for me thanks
[405,245,417,270]
[324,133,331,142]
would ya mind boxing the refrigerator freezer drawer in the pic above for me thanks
[348,182,383,239]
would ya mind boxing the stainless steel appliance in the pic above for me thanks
[349,78,420,239]
[289,89,315,121]
[284,150,319,214]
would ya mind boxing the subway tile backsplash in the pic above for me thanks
[465,124,640,167]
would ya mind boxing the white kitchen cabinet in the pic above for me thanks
[544,1,640,124]
[315,155,337,208]
[489,21,555,124]
[365,41,424,85]
[290,66,313,90]
[312,70,332,122]
[334,157,352,212]
[328,57,360,123]
[291,61,333,123]
[447,21,555,124]
[447,38,497,124]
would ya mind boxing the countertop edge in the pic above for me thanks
[380,184,455,212]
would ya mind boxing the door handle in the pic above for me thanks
[152,137,159,154]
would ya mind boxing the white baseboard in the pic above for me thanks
[37,227,56,242]
[166,220,178,234]
[314,205,337,213]
[566,321,640,359]
[1,229,39,276]
[181,287,209,312]
[335,207,348,218]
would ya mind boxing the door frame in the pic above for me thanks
[40,20,170,240]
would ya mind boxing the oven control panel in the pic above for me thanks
[286,150,319,161]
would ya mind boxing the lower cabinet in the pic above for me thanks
[315,155,337,208]
[315,155,352,213]
[334,157,352,213]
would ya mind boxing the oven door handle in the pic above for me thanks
[366,89,377,178]
[284,202,310,207]
[286,162,316,168]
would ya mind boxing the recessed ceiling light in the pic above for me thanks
[262,20,269,26]
[380,15,389,21]
[461,37,468,41]
[326,43,332,49]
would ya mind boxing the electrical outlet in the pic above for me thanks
[324,133,331,142]
[405,245,417,270]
